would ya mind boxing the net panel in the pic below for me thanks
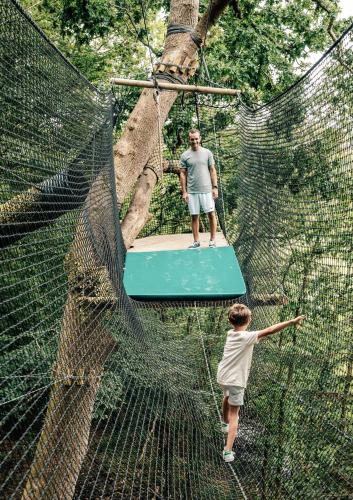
[234,27,353,498]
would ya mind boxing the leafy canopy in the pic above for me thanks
[22,0,352,103]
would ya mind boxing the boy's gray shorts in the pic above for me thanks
[220,385,245,406]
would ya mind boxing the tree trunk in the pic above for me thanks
[121,150,182,248]
[22,177,118,498]
[22,293,116,499]
[23,1,232,497]
[121,142,164,249]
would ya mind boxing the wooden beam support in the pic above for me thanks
[250,293,289,307]
[110,78,241,96]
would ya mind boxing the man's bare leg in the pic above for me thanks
[225,405,240,451]
[207,211,217,241]
[191,214,200,242]
[222,396,229,423]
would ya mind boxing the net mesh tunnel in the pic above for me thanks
[0,1,352,499]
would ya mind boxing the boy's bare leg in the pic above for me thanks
[207,211,217,241]
[191,214,200,241]
[222,396,229,423]
[225,405,240,451]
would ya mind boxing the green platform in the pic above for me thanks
[123,246,246,301]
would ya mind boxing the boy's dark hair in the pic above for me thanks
[228,303,251,327]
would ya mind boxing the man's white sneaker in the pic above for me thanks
[188,241,200,249]
[209,240,216,248]
[221,422,229,434]
[223,450,235,462]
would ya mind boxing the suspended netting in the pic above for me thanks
[1,1,352,499]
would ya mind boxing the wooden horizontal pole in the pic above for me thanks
[110,78,240,96]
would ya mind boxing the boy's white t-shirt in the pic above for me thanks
[217,330,259,388]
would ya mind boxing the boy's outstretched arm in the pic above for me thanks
[257,316,305,340]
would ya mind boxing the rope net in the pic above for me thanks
[1,1,352,498]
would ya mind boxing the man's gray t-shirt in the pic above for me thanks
[180,147,214,193]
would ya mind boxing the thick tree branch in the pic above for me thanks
[0,170,89,249]
[312,0,335,16]
[250,293,288,307]
[121,142,164,248]
[122,152,181,248]
[196,0,233,42]
[312,0,337,41]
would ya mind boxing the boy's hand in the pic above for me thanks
[292,315,305,327]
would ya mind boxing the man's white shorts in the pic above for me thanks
[187,192,215,215]
[220,385,245,406]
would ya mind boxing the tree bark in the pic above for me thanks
[121,149,182,248]
[0,127,105,249]
[23,1,232,498]
[121,142,164,249]
[22,292,116,499]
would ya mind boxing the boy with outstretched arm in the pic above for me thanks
[217,303,305,463]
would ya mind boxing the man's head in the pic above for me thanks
[228,303,252,328]
[188,128,201,151]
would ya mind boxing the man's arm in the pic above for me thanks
[257,316,305,340]
[209,165,218,200]
[180,168,188,203]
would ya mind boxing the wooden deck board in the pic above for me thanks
[128,232,228,252]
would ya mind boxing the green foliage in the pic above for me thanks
[22,0,166,85]
[200,0,352,104]
[58,0,120,41]
[94,370,123,419]
[22,0,353,101]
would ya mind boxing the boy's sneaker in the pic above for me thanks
[188,241,200,249]
[223,450,235,463]
[221,422,229,434]
[209,240,216,248]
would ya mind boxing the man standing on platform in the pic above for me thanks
[180,128,218,249]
